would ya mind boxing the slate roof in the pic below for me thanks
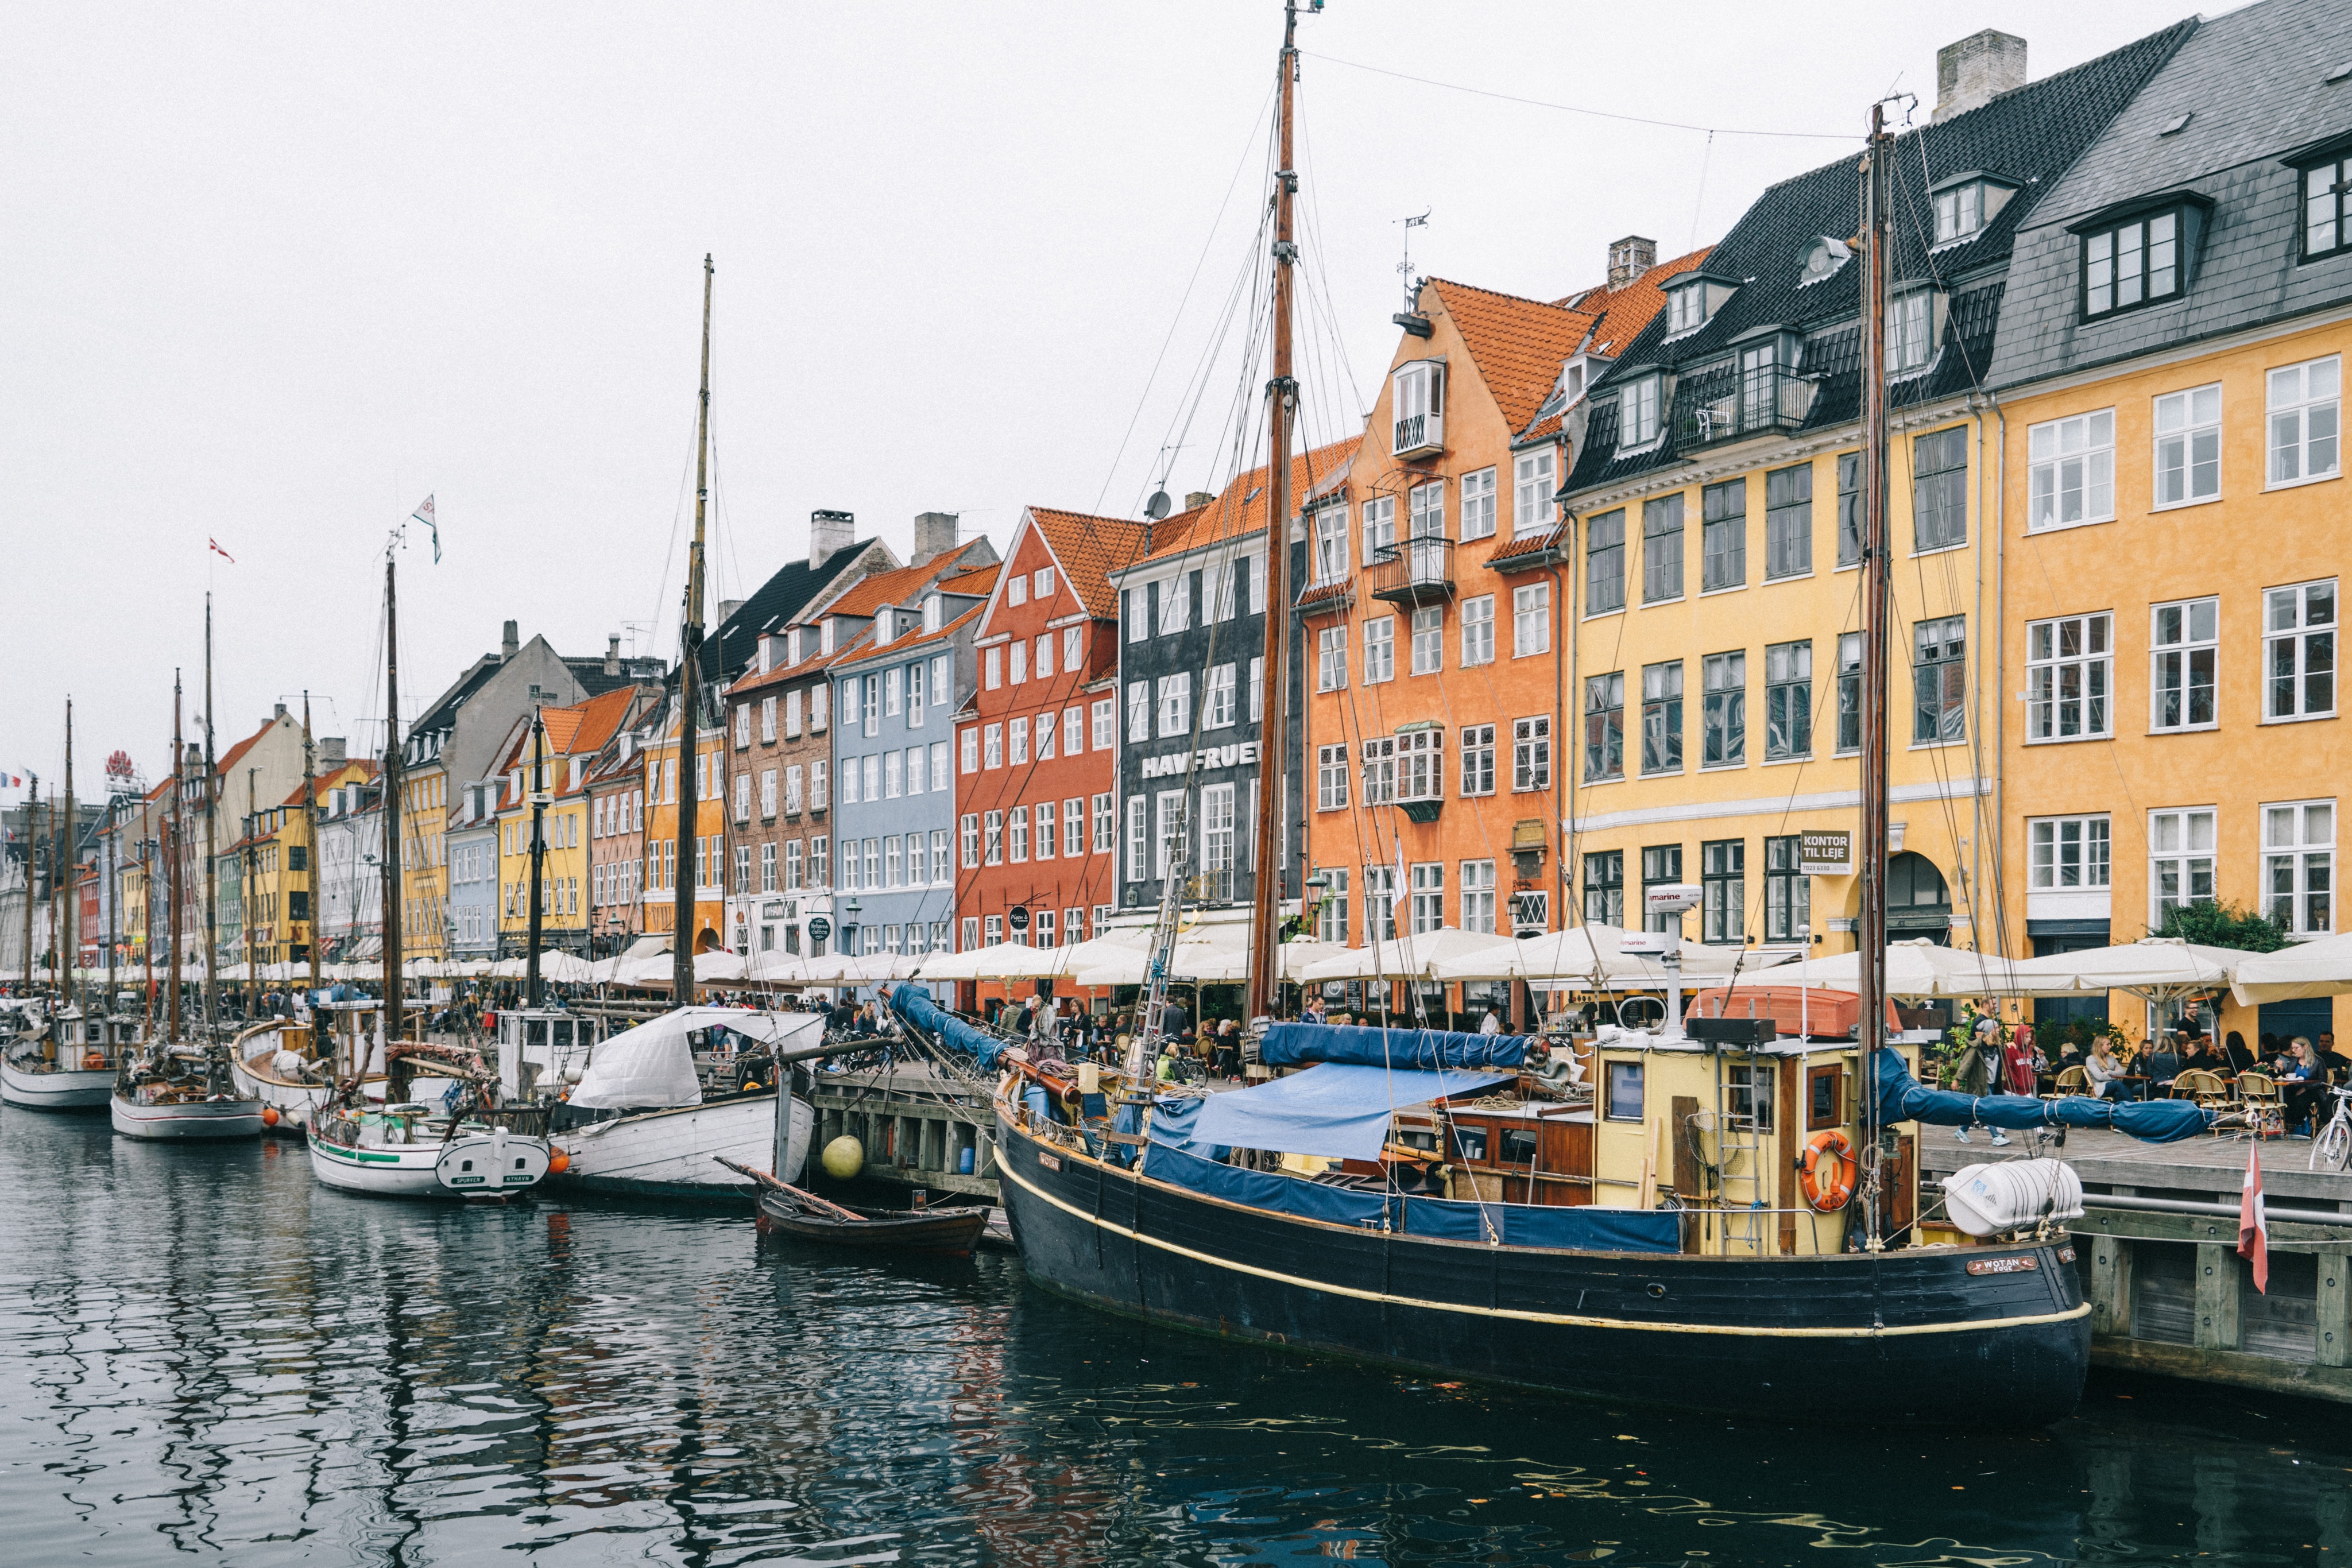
[1564,18,2197,499]
[1987,0,2352,390]
[1024,507,1159,618]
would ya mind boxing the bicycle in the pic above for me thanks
[2308,1083,2352,1172]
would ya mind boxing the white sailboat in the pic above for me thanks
[542,1007,819,1199]
[2,1006,141,1111]
[227,1000,388,1134]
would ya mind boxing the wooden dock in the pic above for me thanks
[804,1061,1000,1199]
[1920,1125,2350,1403]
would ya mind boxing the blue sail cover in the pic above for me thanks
[1871,1049,2211,1144]
[1188,1062,1511,1160]
[1260,1023,1529,1071]
[891,983,1010,1073]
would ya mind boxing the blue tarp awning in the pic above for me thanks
[1187,1062,1511,1161]
[1260,1022,1529,1071]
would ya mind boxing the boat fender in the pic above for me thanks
[548,1148,571,1174]
[1800,1129,1856,1211]
[262,1105,280,1127]
[85,1051,106,1069]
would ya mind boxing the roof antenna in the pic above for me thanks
[1396,208,1430,312]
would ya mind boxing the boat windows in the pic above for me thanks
[1808,1064,1843,1129]
[1450,1124,1489,1163]
[1499,1127,1538,1166]
[1605,1060,1644,1122]
[1726,1062,1775,1129]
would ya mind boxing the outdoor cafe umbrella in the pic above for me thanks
[1427,925,1760,986]
[1070,936,1348,987]
[1298,928,1518,984]
[1758,938,2069,1000]
[2231,930,2352,1005]
[2007,936,2243,1005]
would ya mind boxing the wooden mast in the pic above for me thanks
[203,593,220,1034]
[672,254,713,1009]
[168,673,184,1043]
[382,549,405,1046]
[16,771,31,997]
[526,707,547,1008]
[1855,103,1894,1249]
[303,694,320,1004]
[1245,0,1302,1024]
[61,701,75,1012]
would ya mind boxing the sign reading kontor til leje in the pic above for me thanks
[1799,830,1854,876]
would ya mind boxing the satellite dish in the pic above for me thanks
[1144,490,1171,521]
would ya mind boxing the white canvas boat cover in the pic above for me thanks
[568,1007,824,1110]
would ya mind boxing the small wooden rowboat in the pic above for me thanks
[715,1157,989,1256]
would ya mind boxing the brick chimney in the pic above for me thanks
[605,635,621,676]
[319,737,346,766]
[1184,490,1217,510]
[810,509,854,567]
[1607,235,1657,289]
[502,620,519,659]
[911,511,959,567]
[1936,30,2026,122]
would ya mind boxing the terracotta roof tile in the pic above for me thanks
[830,603,984,669]
[1557,245,1712,357]
[1425,279,1597,435]
[215,718,279,777]
[937,563,1001,598]
[1129,436,1361,568]
[818,540,992,621]
[1022,508,1158,618]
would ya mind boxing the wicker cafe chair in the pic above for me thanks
[2235,1071,2285,1138]
[2168,1067,2233,1126]
[2048,1065,2088,1099]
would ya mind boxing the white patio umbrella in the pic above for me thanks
[694,950,746,983]
[2231,931,2352,1004]
[1428,926,1762,986]
[2008,936,2242,1004]
[916,941,1083,982]
[1758,938,2069,1000]
[1299,928,1519,984]
[741,950,812,986]
[539,952,596,985]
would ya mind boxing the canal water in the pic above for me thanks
[2,1112,2343,1567]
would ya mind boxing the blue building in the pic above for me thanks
[829,568,996,968]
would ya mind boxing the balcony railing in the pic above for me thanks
[1392,411,1444,458]
[1675,368,1817,450]
[1364,535,1455,605]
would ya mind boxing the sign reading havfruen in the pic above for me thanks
[1798,830,1854,876]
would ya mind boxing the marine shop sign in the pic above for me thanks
[1139,741,1259,779]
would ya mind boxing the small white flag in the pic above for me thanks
[411,494,439,563]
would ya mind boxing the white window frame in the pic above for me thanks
[1512,715,1552,793]
[1409,862,1444,935]
[1316,744,1349,811]
[1512,583,1550,658]
[1395,729,1444,805]
[2264,579,2338,722]
[1363,617,1395,684]
[1460,594,1494,667]
[1621,374,1662,448]
[1887,287,1936,374]
[1158,574,1190,634]
[1093,698,1115,750]
[1460,859,1496,935]
[2029,815,2111,891]
[1361,494,1396,566]
[1409,606,1442,676]
[1127,680,1150,742]
[2150,597,2219,733]
[2153,384,2222,510]
[1095,792,1116,855]
[1204,664,1237,729]
[1460,467,1497,541]
[2025,611,2114,743]
[1312,505,1348,584]
[2149,806,2217,924]
[1512,447,1556,537]
[2262,799,2335,936]
[2027,409,2116,532]
[1460,723,1495,796]
[2267,355,2342,490]
[1156,672,1192,737]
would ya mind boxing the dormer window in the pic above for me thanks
[923,593,942,633]
[819,618,836,656]
[2071,194,2208,320]
[875,609,895,646]
[1392,359,1445,457]
[1798,237,1850,287]
[1928,174,2016,247]
[1666,280,1707,334]
[1620,373,1664,448]
[2299,149,2352,262]
[1886,287,1940,375]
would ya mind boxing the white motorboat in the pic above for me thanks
[3,1007,141,1112]
[228,1001,389,1135]
[110,1046,265,1140]
[306,1039,550,1199]
[541,1006,822,1201]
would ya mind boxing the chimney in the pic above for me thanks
[605,635,621,676]
[1185,490,1217,510]
[1607,235,1657,289]
[274,702,288,722]
[502,620,519,659]
[1936,30,2026,122]
[810,509,854,567]
[718,599,744,630]
[320,737,346,766]
[911,510,959,567]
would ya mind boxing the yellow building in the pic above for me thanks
[1980,0,2352,1045]
[490,687,641,957]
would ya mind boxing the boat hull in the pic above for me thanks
[227,1054,337,1135]
[545,1090,813,1201]
[1,1060,115,1111]
[110,1093,266,1140]
[992,1108,2091,1425]
[755,1188,989,1254]
[309,1127,551,1199]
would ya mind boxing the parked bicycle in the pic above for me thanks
[2311,1083,2352,1174]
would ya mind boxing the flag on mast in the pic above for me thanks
[208,538,235,563]
[412,494,439,562]
[2238,1142,2269,1294]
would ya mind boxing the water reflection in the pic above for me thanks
[2,1108,2345,1566]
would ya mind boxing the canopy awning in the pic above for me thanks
[2007,936,2242,1002]
[2231,930,2352,1004]
[1187,1062,1511,1162]
[570,1006,825,1110]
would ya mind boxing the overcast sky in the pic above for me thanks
[3,0,2203,793]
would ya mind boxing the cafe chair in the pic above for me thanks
[2235,1071,2285,1138]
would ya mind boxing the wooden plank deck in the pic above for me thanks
[1916,1122,2352,1207]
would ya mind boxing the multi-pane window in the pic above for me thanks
[1583,850,1624,927]
[2154,385,2222,508]
[2152,597,2218,732]
[1585,509,1626,613]
[1912,616,1967,744]
[1836,452,1862,567]
[1513,583,1549,656]
[1836,632,1863,752]
[1460,467,1497,541]
[1887,288,1935,373]
[984,725,1003,769]
[1409,862,1444,934]
[1205,664,1237,728]
[2083,208,2182,318]
[810,835,828,886]
[1094,793,1115,854]
[2026,613,2113,741]
[1008,722,1027,767]
[2030,816,2111,891]
[1510,889,1549,937]
[1201,784,1236,898]
[1034,800,1056,860]
[1359,737,1396,805]
[1159,575,1192,634]
[2265,800,2335,935]
[1701,839,1744,943]
[1641,661,1683,775]
[1460,595,1495,665]
[2265,579,2336,719]
[1156,672,1192,737]
[1313,868,1350,944]
[1460,723,1496,796]
[2149,807,2217,922]
[1701,479,1746,591]
[1622,374,1662,446]
[1641,843,1682,934]
[1460,860,1496,935]
[2304,154,2352,260]
[785,840,803,891]
[1408,481,1444,547]
[1362,494,1396,565]
[1912,428,1968,550]
[1396,729,1444,803]
[1125,797,1147,882]
[1316,744,1349,810]
[2028,410,2115,530]
[1513,447,1556,536]
[1933,180,1984,244]
[1763,464,1811,579]
[1364,617,1396,683]
[1313,505,1348,583]
[984,811,1003,866]
[1208,560,1238,622]
[2268,356,2342,487]
[1093,699,1115,750]
[1410,606,1442,675]
[1763,835,1808,943]
[1512,717,1552,792]
[1063,799,1084,858]
[1764,640,1811,761]
[1064,706,1084,756]
[1583,673,1624,781]
[1642,493,1684,603]
[1316,626,1348,691]
[1699,652,1746,767]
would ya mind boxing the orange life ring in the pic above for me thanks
[1801,1129,1856,1211]
[84,1051,106,1070]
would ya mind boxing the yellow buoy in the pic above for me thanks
[821,1135,865,1181]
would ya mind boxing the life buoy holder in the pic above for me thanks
[1801,1129,1856,1211]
